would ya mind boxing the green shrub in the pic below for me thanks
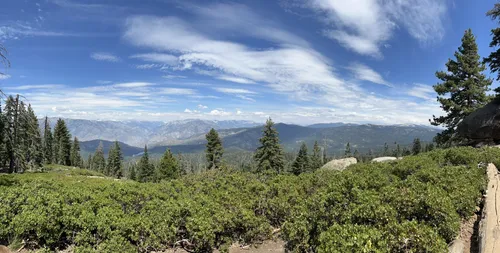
[0,147,492,252]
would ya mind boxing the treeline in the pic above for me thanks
[0,95,42,173]
[0,94,85,174]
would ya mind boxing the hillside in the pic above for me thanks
[1,147,497,252]
[39,118,261,147]
[80,123,440,157]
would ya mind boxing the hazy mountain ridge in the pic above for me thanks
[39,118,261,147]
[80,123,440,157]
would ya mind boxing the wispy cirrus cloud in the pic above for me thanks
[213,87,257,94]
[407,83,436,100]
[0,74,11,80]
[348,63,392,87]
[289,0,448,57]
[113,82,154,88]
[90,52,120,62]
[122,7,444,124]
[130,53,178,65]
[217,75,256,84]
[159,88,196,95]
[6,84,65,90]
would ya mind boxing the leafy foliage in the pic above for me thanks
[0,147,494,252]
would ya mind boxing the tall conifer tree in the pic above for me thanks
[412,138,422,155]
[344,142,351,157]
[53,118,71,165]
[205,128,223,170]
[25,105,42,171]
[137,145,154,182]
[92,141,106,173]
[431,29,492,145]
[292,142,310,175]
[70,137,82,167]
[311,141,323,171]
[486,3,500,85]
[254,118,285,174]
[42,117,53,164]
[157,148,180,181]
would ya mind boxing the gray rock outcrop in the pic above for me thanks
[372,157,399,163]
[321,157,357,171]
[457,100,500,145]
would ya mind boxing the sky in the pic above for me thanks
[0,0,498,125]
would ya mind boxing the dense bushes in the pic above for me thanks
[0,147,498,252]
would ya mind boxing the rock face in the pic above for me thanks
[372,157,399,163]
[321,157,357,171]
[457,100,500,144]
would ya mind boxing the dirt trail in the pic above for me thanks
[480,163,500,253]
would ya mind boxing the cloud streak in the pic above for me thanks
[91,52,120,62]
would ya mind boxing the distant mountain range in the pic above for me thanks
[77,122,441,158]
[40,118,261,147]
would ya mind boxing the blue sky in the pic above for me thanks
[0,0,498,125]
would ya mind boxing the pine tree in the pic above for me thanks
[205,128,223,170]
[311,141,323,171]
[486,3,500,84]
[42,117,53,164]
[92,141,106,173]
[412,138,422,155]
[426,143,435,152]
[431,29,492,146]
[402,147,411,156]
[344,142,351,157]
[392,143,401,158]
[24,105,42,171]
[383,143,389,156]
[129,164,137,181]
[157,148,180,181]
[0,100,6,168]
[254,118,285,174]
[70,137,82,167]
[106,141,123,178]
[86,154,92,170]
[137,145,154,182]
[53,118,72,165]
[291,142,310,175]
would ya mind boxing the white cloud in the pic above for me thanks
[235,95,256,102]
[0,23,80,40]
[208,109,232,116]
[113,82,154,88]
[6,84,65,90]
[159,88,196,95]
[217,75,256,84]
[135,64,162,69]
[122,14,444,124]
[213,87,257,94]
[0,74,11,80]
[198,104,208,109]
[91,52,120,62]
[298,0,447,57]
[130,53,178,65]
[163,74,186,79]
[97,80,112,84]
[348,63,392,87]
[407,83,435,100]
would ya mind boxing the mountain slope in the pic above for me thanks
[80,124,440,157]
[40,118,260,147]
